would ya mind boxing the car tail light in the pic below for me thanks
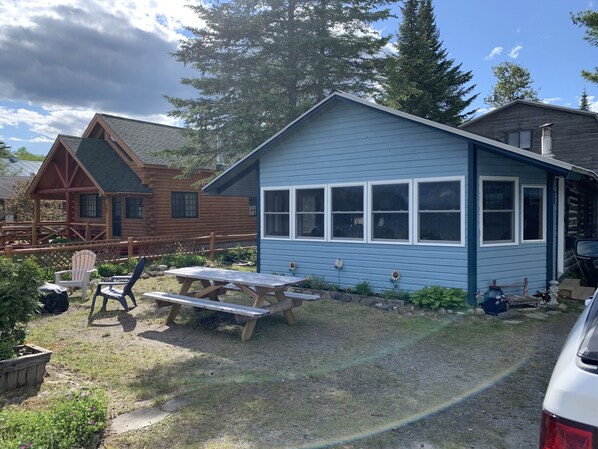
[540,411,595,449]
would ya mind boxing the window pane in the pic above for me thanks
[296,213,324,238]
[373,213,409,240]
[483,181,514,210]
[248,196,256,217]
[419,212,460,242]
[332,186,363,211]
[372,184,409,211]
[508,132,519,147]
[296,189,324,212]
[265,215,289,236]
[126,198,143,219]
[80,193,101,218]
[264,190,289,213]
[171,192,198,218]
[523,187,543,240]
[332,213,363,239]
[483,211,514,242]
[520,130,531,149]
[419,181,460,211]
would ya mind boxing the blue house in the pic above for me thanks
[204,92,598,303]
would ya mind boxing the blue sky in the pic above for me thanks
[0,0,596,156]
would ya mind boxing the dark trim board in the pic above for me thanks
[467,143,478,306]
[256,161,261,273]
[546,174,555,285]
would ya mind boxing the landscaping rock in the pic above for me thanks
[497,310,519,320]
[157,265,168,271]
[110,408,171,435]
[473,308,485,316]
[526,312,550,321]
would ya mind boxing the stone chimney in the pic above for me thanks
[540,123,554,157]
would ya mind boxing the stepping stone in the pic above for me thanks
[110,408,171,435]
[503,320,523,325]
[525,312,549,320]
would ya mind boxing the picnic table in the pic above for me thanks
[143,266,319,341]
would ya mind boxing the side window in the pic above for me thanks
[417,180,462,244]
[125,198,143,219]
[371,183,409,241]
[481,179,516,245]
[296,188,324,239]
[80,193,102,218]
[263,190,290,237]
[507,130,532,149]
[171,192,198,218]
[331,185,364,240]
[522,186,545,242]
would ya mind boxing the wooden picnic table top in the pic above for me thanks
[165,266,305,289]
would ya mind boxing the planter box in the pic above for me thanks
[0,344,52,393]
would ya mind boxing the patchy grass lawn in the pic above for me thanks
[5,275,582,449]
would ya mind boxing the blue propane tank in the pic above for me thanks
[483,285,507,315]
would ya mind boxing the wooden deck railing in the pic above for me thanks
[0,221,107,246]
[1,232,257,270]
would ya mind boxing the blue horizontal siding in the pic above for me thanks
[260,240,467,292]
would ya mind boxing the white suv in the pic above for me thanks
[541,289,598,448]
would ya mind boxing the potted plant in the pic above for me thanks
[0,257,51,393]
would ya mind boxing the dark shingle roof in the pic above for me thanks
[99,114,188,165]
[60,136,151,194]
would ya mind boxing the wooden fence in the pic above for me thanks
[0,232,256,270]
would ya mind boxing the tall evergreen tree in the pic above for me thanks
[166,0,391,173]
[580,87,591,111]
[381,0,477,125]
[0,140,11,175]
[572,10,598,84]
[484,62,539,107]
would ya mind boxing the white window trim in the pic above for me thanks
[414,176,465,247]
[479,176,519,247]
[368,179,412,245]
[328,182,367,243]
[521,184,546,243]
[294,184,328,241]
[261,187,292,240]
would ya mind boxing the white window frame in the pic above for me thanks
[479,176,519,247]
[329,182,367,243]
[261,187,292,240]
[414,176,465,247]
[294,185,328,241]
[368,180,412,245]
[521,184,546,243]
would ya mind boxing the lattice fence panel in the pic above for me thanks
[94,243,126,265]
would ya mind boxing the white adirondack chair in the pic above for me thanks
[54,250,97,301]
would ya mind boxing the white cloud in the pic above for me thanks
[484,46,503,60]
[588,96,598,112]
[542,97,562,105]
[508,45,523,59]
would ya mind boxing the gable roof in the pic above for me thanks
[460,100,598,128]
[59,136,151,195]
[0,158,42,176]
[204,92,598,195]
[96,114,188,166]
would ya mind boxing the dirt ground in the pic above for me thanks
[16,278,580,449]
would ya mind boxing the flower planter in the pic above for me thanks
[0,344,52,393]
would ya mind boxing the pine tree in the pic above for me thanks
[572,10,598,84]
[580,88,591,111]
[484,62,540,107]
[381,0,477,125]
[166,0,392,173]
[0,140,11,175]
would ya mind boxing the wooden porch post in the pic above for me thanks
[32,198,40,244]
[65,191,72,239]
[105,196,113,240]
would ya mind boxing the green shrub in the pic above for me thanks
[0,389,107,449]
[354,280,374,296]
[302,275,328,290]
[0,257,43,359]
[411,285,467,310]
[381,289,411,302]
[218,245,256,265]
[96,263,127,279]
[159,254,207,268]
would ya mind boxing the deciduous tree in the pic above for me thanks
[484,62,539,107]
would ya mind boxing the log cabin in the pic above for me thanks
[25,114,256,242]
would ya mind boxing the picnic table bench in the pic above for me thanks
[143,267,320,341]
